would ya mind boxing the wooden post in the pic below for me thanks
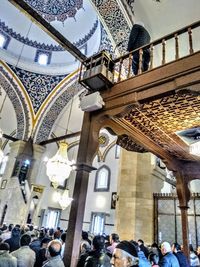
[175,169,191,259]
[138,49,143,74]
[162,39,166,65]
[63,112,101,267]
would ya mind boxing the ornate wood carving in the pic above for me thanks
[116,134,148,153]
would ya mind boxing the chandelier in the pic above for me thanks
[46,142,72,188]
[58,189,73,210]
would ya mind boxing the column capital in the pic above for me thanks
[178,205,189,210]
[74,163,97,172]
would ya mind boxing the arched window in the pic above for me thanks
[94,165,110,192]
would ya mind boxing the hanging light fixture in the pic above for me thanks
[58,188,73,210]
[46,141,72,188]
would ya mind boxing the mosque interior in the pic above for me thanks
[0,0,200,266]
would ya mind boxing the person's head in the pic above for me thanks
[171,242,181,253]
[189,244,195,252]
[111,241,139,267]
[0,242,10,251]
[49,228,54,237]
[53,230,61,239]
[29,225,34,231]
[11,227,21,238]
[92,235,105,251]
[151,242,159,249]
[41,237,51,248]
[197,246,200,255]
[0,224,7,231]
[20,234,31,246]
[148,253,159,265]
[161,242,171,255]
[61,232,66,244]
[110,233,119,244]
[47,240,62,258]
[137,239,144,246]
[39,230,45,239]
[8,224,13,232]
[82,231,89,240]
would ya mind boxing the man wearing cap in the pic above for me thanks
[159,242,180,267]
[111,240,139,267]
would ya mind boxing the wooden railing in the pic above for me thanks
[113,20,200,82]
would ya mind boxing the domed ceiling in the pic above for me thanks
[25,0,83,22]
[0,0,102,75]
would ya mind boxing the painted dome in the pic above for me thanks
[0,0,101,75]
[25,0,83,22]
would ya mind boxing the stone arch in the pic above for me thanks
[0,64,31,140]
[35,79,83,143]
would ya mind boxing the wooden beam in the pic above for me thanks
[39,131,81,146]
[2,133,19,142]
[8,0,86,62]
[101,116,174,163]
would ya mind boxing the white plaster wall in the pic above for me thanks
[83,142,120,235]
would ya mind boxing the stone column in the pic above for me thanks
[116,150,164,244]
[0,140,45,225]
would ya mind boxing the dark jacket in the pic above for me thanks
[128,24,151,52]
[174,251,189,267]
[84,250,111,267]
[4,228,21,252]
[159,252,180,267]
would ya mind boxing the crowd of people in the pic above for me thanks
[0,223,200,267]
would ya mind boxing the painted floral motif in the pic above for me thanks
[9,65,67,114]
[0,20,99,51]
[25,0,83,22]
[0,66,30,140]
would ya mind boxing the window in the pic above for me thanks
[115,144,121,159]
[94,165,110,192]
[0,34,5,48]
[0,155,8,176]
[90,212,106,235]
[45,208,61,229]
[38,54,48,65]
[35,50,51,65]
[0,32,10,49]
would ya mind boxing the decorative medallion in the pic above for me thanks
[25,0,83,22]
[98,132,109,147]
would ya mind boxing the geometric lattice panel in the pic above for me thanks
[158,215,175,244]
[195,200,200,214]
[196,217,200,246]
[176,215,183,245]
[158,199,174,213]
[123,92,200,160]
[188,216,196,246]
[155,195,200,247]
